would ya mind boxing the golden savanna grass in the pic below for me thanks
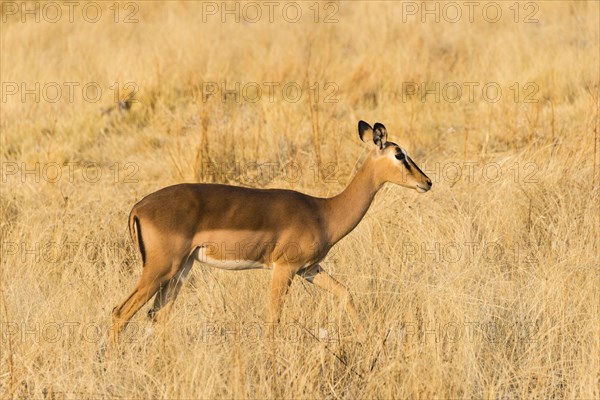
[1,1,599,398]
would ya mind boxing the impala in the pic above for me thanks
[110,121,432,343]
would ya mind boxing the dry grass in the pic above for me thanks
[1,1,599,398]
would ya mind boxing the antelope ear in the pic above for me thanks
[358,120,373,143]
[372,123,388,149]
[358,120,387,150]
[358,121,387,150]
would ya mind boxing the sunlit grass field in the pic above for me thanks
[1,1,599,398]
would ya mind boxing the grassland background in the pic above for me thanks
[1,1,599,398]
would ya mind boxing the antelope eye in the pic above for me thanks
[395,151,405,161]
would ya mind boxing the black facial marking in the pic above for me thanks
[394,147,411,170]
[408,156,427,176]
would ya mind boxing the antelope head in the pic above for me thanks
[358,120,432,193]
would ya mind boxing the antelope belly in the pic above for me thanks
[193,247,267,271]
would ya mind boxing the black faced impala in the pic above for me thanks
[110,121,432,343]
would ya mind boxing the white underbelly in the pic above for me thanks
[193,247,268,271]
